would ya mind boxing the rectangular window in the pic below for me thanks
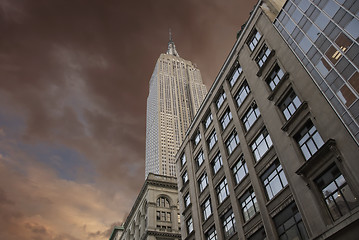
[225,130,240,155]
[194,131,201,146]
[251,128,273,161]
[198,172,208,193]
[202,198,212,221]
[196,150,204,167]
[207,130,218,150]
[216,91,227,109]
[235,80,251,107]
[220,109,233,130]
[184,192,191,208]
[233,156,248,184]
[240,187,259,222]
[186,217,193,234]
[255,44,271,67]
[166,212,171,222]
[206,227,218,240]
[242,103,261,131]
[216,178,229,204]
[204,113,213,129]
[261,160,288,200]
[156,211,161,220]
[181,154,186,166]
[229,64,243,87]
[273,202,308,240]
[266,64,285,90]
[279,89,302,120]
[248,227,266,240]
[294,121,324,160]
[315,164,359,221]
[182,171,189,185]
[222,209,236,239]
[248,29,262,51]
[212,152,223,175]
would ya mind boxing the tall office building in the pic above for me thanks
[176,1,359,239]
[145,34,207,177]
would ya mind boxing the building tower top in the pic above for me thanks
[166,29,179,57]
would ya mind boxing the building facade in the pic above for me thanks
[145,36,207,177]
[176,1,359,239]
[120,174,181,240]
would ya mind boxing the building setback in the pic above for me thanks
[145,34,207,177]
[176,1,359,240]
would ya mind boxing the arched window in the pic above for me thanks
[156,196,170,208]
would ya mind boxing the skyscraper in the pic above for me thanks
[145,33,207,177]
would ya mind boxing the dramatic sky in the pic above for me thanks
[0,0,257,239]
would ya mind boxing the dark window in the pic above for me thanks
[255,44,271,67]
[248,227,266,240]
[242,103,261,131]
[212,152,223,175]
[251,128,273,161]
[279,89,302,120]
[220,108,233,130]
[294,121,324,160]
[261,160,288,200]
[202,198,212,221]
[248,29,262,51]
[240,187,259,222]
[216,178,229,204]
[225,130,240,155]
[229,64,243,87]
[266,64,285,91]
[233,156,248,184]
[207,130,218,150]
[235,80,251,107]
[222,209,236,239]
[273,202,308,240]
[315,164,359,221]
[157,197,170,208]
[198,172,208,193]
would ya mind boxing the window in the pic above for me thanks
[280,89,302,120]
[222,209,236,238]
[242,103,261,131]
[204,113,213,129]
[157,211,172,221]
[294,121,324,160]
[229,64,243,87]
[261,160,288,200]
[235,80,251,107]
[255,44,271,67]
[225,130,240,155]
[216,91,226,109]
[233,156,248,184]
[248,227,266,240]
[248,29,262,51]
[315,164,358,221]
[273,202,308,240]
[220,109,233,130]
[196,150,204,167]
[157,197,170,208]
[156,211,161,220]
[184,193,191,208]
[251,128,273,161]
[240,188,259,222]
[206,227,218,240]
[216,178,229,204]
[207,130,218,150]
[181,154,186,166]
[266,64,284,90]
[212,152,223,175]
[194,131,201,146]
[198,172,208,193]
[182,171,189,185]
[202,198,212,221]
[186,217,193,234]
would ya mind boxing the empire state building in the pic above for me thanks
[145,34,207,177]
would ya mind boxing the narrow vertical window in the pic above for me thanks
[266,64,284,90]
[255,44,271,67]
[233,156,248,184]
[279,89,302,120]
[248,29,262,51]
[242,102,261,131]
[294,121,324,160]
[235,80,251,107]
[240,187,259,222]
[229,63,243,87]
[261,160,288,200]
[251,128,273,161]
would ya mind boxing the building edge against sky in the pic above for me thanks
[176,0,359,239]
[145,34,207,178]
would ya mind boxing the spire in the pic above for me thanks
[166,28,179,57]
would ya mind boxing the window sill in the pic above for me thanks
[281,102,308,131]
[267,72,289,101]
[296,139,337,177]
[256,50,275,77]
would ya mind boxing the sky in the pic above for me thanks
[0,0,257,239]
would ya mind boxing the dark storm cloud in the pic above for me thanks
[0,0,258,239]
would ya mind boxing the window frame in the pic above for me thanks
[198,172,209,193]
[235,80,251,108]
[261,159,288,200]
[266,64,285,91]
[212,152,223,175]
[195,150,205,168]
[225,130,240,155]
[222,209,236,239]
[216,178,229,204]
[248,28,262,51]
[233,156,248,185]
[279,89,302,121]
[216,91,227,109]
[220,108,233,130]
[242,102,261,131]
[251,128,273,161]
[255,44,271,67]
[207,130,218,151]
[228,62,243,87]
[202,197,212,221]
[239,187,259,222]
